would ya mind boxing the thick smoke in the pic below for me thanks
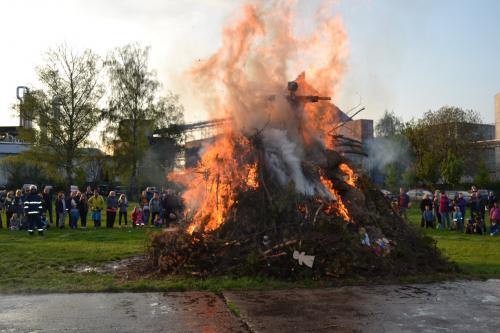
[365,136,411,172]
[262,128,330,196]
[189,1,347,188]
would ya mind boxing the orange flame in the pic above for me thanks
[168,1,350,233]
[169,133,258,234]
[339,163,357,187]
[319,174,351,222]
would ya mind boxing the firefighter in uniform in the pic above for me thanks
[24,185,44,236]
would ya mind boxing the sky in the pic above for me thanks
[0,0,499,127]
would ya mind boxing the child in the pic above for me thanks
[131,207,144,227]
[9,213,20,231]
[475,216,485,235]
[466,218,475,234]
[452,206,464,232]
[423,205,434,229]
[490,220,499,236]
[153,214,163,228]
[41,215,48,230]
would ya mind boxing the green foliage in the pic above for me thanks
[16,45,104,186]
[401,167,417,188]
[375,110,403,137]
[404,106,482,183]
[0,154,52,189]
[226,302,241,317]
[103,44,185,197]
[384,163,399,192]
[474,160,491,187]
[440,151,464,185]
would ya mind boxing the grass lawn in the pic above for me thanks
[407,205,500,279]
[0,203,499,294]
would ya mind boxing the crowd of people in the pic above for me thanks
[396,186,499,236]
[0,185,184,235]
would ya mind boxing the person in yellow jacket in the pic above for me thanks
[87,189,105,228]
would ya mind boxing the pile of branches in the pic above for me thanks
[144,149,456,280]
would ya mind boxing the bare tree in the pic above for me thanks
[20,44,104,185]
[104,43,184,197]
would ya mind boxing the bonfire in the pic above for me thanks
[147,1,454,279]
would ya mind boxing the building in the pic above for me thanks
[0,127,30,185]
[496,93,500,179]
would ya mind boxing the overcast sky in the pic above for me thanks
[1,0,499,126]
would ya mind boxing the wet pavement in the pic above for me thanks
[225,279,500,333]
[0,280,499,332]
[0,292,247,333]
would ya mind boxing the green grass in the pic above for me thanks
[0,203,499,294]
[226,301,241,317]
[407,205,500,279]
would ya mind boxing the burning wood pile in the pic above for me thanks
[146,2,454,279]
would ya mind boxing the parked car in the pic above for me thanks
[406,189,433,201]
[478,189,490,200]
[22,184,37,192]
[380,189,398,202]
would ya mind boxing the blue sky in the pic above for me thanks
[1,0,499,126]
[332,0,500,124]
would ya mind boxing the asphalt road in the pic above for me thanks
[1,280,499,332]
[0,292,247,333]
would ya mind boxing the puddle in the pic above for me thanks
[70,255,145,274]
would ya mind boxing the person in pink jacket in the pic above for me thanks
[489,202,500,226]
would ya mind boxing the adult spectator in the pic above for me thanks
[4,191,14,229]
[141,190,150,226]
[88,189,105,228]
[433,190,441,227]
[106,191,118,228]
[398,187,410,221]
[55,192,67,228]
[146,187,154,202]
[149,192,161,225]
[419,194,433,228]
[470,186,479,218]
[79,194,89,229]
[69,191,80,229]
[65,191,73,227]
[439,192,451,230]
[487,191,496,211]
[85,186,93,199]
[118,194,128,227]
[161,189,178,227]
[479,195,487,224]
[456,193,467,219]
[0,191,5,229]
[42,187,53,226]
[24,185,44,236]
[13,189,24,228]
[489,201,500,236]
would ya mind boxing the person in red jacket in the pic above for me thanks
[439,193,450,230]
[398,188,410,221]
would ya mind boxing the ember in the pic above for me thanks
[146,1,454,280]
